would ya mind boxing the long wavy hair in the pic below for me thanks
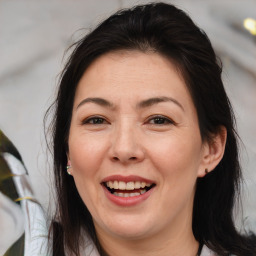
[45,2,256,255]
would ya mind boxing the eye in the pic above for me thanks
[82,116,108,125]
[147,115,175,125]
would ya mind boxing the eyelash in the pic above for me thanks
[82,115,175,126]
[147,115,175,125]
[82,116,108,125]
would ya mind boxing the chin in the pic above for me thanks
[97,214,155,240]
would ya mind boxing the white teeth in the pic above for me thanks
[106,180,152,197]
[113,181,119,189]
[134,181,141,189]
[140,189,146,194]
[107,181,113,189]
[113,192,123,197]
[113,192,141,197]
[131,192,140,196]
[105,180,153,190]
[118,181,126,190]
[126,181,135,190]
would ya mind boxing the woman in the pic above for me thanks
[46,2,256,255]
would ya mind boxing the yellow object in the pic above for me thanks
[244,18,256,35]
[15,196,35,202]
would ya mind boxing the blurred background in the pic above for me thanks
[0,0,255,231]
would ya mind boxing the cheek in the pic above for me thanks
[68,133,108,179]
[68,134,109,209]
[147,135,202,215]
[146,133,202,182]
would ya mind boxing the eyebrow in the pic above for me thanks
[76,96,184,111]
[76,97,115,110]
[136,96,184,111]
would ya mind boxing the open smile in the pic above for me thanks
[103,180,155,197]
[101,175,156,206]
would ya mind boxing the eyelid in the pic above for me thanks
[81,114,176,126]
[146,114,176,125]
[82,115,109,125]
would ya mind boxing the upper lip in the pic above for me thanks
[101,175,155,184]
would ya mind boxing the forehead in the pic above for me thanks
[74,50,192,109]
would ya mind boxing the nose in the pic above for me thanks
[109,120,145,164]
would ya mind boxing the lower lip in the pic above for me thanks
[102,185,155,207]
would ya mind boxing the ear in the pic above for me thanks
[66,153,73,175]
[66,153,71,165]
[197,126,227,177]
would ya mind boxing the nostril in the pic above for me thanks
[112,156,136,161]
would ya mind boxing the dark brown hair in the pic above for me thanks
[46,2,256,255]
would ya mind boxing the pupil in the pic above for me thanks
[154,118,164,124]
[94,118,103,124]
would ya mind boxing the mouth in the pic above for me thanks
[102,180,156,198]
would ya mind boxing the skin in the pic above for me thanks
[67,51,226,256]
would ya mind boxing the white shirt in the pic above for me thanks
[81,238,216,256]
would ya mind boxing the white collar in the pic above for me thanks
[81,239,216,256]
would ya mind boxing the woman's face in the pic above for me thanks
[68,51,209,241]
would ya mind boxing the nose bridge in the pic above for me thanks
[110,116,144,163]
